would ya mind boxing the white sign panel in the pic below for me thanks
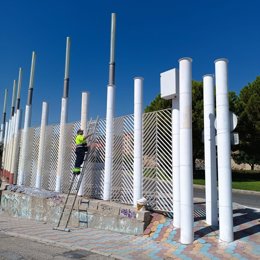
[160,68,178,100]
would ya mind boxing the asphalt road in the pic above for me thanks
[0,232,115,260]
[194,186,260,209]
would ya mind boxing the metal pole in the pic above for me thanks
[17,51,36,185]
[0,89,8,143]
[16,68,23,110]
[179,57,194,244]
[56,37,71,192]
[11,80,17,117]
[203,74,218,226]
[78,91,90,196]
[104,13,116,200]
[63,37,71,98]
[215,58,233,242]
[27,52,36,106]
[133,77,143,206]
[109,13,116,85]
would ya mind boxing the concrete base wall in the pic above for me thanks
[0,188,151,235]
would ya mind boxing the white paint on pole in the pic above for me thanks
[172,75,180,228]
[11,110,21,181]
[104,84,115,200]
[56,98,68,192]
[8,115,16,173]
[2,122,9,169]
[18,105,31,185]
[5,118,12,173]
[179,57,194,244]
[80,92,89,133]
[36,102,48,188]
[133,77,144,206]
[78,92,90,196]
[203,74,218,226]
[215,58,233,242]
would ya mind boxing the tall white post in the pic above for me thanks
[179,57,194,244]
[18,105,31,185]
[35,102,48,188]
[56,37,71,192]
[78,92,90,196]
[56,98,68,192]
[18,52,36,185]
[2,122,9,170]
[215,58,233,242]
[7,117,15,175]
[10,109,21,183]
[104,13,116,200]
[172,80,180,228]
[133,77,143,206]
[203,74,218,226]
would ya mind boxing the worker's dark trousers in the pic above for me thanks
[74,146,88,168]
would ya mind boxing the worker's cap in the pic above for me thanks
[77,129,84,134]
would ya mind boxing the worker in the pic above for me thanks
[73,129,92,174]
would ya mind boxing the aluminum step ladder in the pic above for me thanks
[53,117,99,232]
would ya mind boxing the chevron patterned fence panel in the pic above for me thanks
[143,109,173,212]
[83,118,106,199]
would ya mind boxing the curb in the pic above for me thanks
[193,184,260,195]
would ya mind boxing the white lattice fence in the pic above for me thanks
[83,118,106,199]
[143,109,173,212]
[15,109,173,212]
[111,115,134,204]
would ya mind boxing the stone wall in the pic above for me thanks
[0,187,151,235]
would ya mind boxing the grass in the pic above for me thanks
[193,170,260,192]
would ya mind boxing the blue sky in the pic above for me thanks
[0,0,259,126]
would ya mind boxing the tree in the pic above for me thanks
[233,77,260,170]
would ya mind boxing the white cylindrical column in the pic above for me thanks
[18,105,32,185]
[78,92,90,196]
[215,58,233,242]
[203,74,218,226]
[7,115,16,175]
[10,109,21,184]
[2,122,8,173]
[55,98,68,192]
[80,92,89,133]
[179,57,194,244]
[133,77,144,206]
[103,84,115,200]
[56,37,71,192]
[172,88,180,228]
[2,122,9,170]
[5,119,12,175]
[104,13,117,201]
[35,102,48,189]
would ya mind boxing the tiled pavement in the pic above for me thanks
[0,203,259,260]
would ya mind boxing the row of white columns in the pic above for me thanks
[171,58,233,244]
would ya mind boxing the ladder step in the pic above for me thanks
[79,220,88,223]
[53,227,71,232]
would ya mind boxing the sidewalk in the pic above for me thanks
[0,202,259,260]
